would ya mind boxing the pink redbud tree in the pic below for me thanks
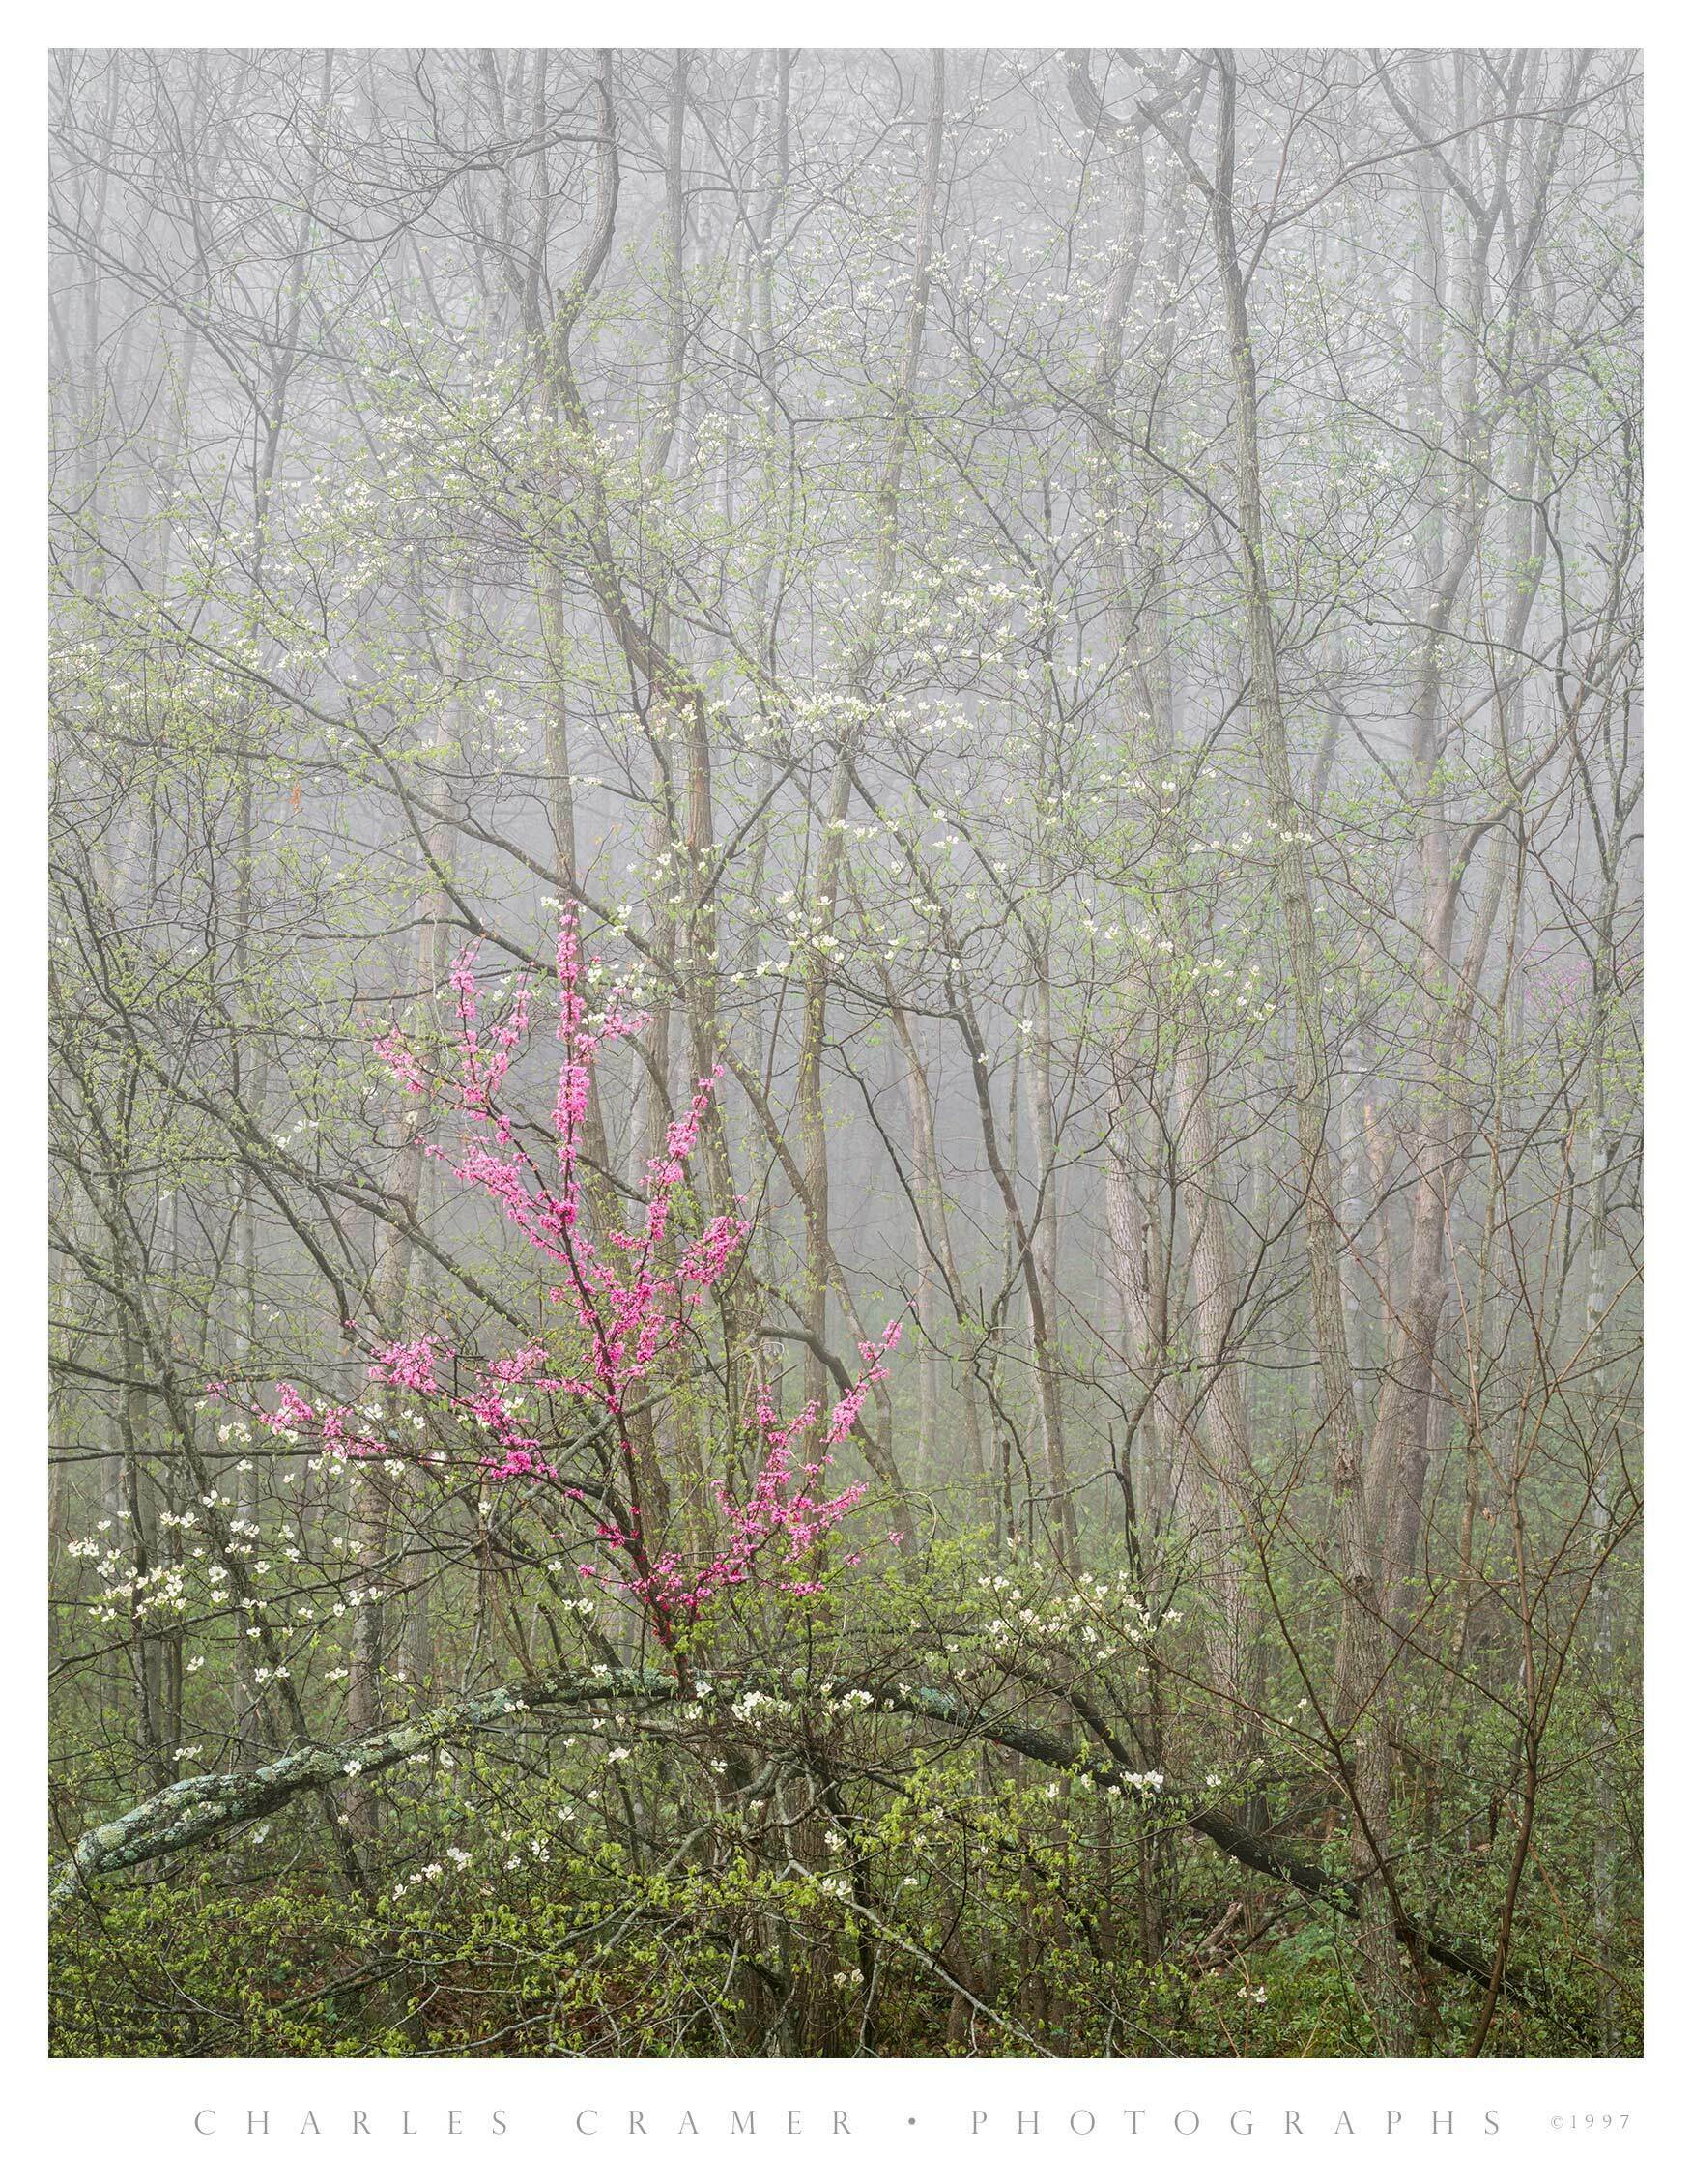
[357,911,896,1670]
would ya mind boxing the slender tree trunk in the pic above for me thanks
[1196,51,1413,2049]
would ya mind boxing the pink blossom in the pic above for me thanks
[358,910,903,1657]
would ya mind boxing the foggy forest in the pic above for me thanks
[48,44,1642,2059]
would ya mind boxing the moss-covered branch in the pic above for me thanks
[50,1668,1585,2042]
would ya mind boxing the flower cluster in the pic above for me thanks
[372,913,748,1481]
[575,1308,903,1636]
[366,911,902,1661]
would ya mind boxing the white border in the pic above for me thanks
[9,13,1680,2178]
